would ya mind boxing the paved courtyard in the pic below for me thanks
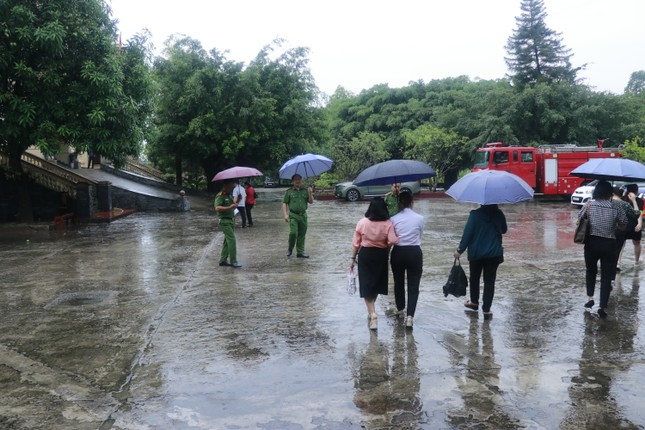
[0,194,644,429]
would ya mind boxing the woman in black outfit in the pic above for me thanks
[579,180,628,318]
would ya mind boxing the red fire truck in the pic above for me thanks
[472,141,621,195]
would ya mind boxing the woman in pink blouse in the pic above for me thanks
[351,198,399,330]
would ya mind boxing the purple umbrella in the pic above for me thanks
[211,166,263,182]
[446,170,534,204]
[279,154,333,179]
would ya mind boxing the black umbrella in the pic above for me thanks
[353,160,435,186]
[570,158,645,182]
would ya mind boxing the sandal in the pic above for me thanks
[368,313,378,330]
[464,301,479,311]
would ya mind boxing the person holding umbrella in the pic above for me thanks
[282,174,314,257]
[390,191,424,328]
[384,183,400,217]
[446,170,533,320]
[579,180,628,318]
[214,180,242,268]
[453,204,508,320]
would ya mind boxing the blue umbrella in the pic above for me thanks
[446,170,534,204]
[353,159,435,186]
[570,158,645,181]
[279,153,333,179]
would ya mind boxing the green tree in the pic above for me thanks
[625,71,645,95]
[149,38,322,189]
[403,125,469,190]
[235,41,323,175]
[331,131,389,181]
[149,36,240,186]
[0,0,153,169]
[0,0,154,220]
[621,136,645,163]
[505,0,581,89]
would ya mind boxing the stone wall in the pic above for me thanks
[110,187,185,212]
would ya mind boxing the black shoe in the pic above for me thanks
[464,301,479,311]
[231,262,242,268]
[286,250,293,257]
[483,312,493,321]
[219,261,230,267]
[584,300,594,308]
[598,308,607,318]
[296,253,309,258]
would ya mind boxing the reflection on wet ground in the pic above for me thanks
[1,196,645,429]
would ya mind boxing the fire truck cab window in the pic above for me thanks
[521,152,534,163]
[494,152,509,164]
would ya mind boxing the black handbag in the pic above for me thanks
[443,258,468,297]
[574,204,590,244]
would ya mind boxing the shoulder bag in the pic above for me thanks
[574,204,590,244]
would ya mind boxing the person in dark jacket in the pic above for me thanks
[618,183,643,267]
[453,204,508,320]
[612,186,641,279]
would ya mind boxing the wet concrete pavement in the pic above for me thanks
[1,192,645,429]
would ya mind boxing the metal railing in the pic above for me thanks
[537,145,621,154]
[121,157,167,182]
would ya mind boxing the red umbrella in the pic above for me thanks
[211,166,263,182]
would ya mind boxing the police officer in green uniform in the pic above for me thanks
[282,174,314,258]
[384,183,400,217]
[215,180,242,268]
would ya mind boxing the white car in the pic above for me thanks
[570,180,645,206]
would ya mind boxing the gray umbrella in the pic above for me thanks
[353,160,435,186]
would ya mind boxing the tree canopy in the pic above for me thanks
[505,0,581,89]
[148,38,323,188]
[0,0,154,169]
[1,0,643,195]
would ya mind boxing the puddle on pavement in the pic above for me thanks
[3,198,645,429]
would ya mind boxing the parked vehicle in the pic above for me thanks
[472,141,621,196]
[263,177,277,188]
[570,180,645,206]
[334,180,421,202]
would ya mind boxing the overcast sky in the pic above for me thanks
[109,0,645,96]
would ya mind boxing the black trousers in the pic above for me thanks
[469,257,501,313]
[390,246,423,317]
[238,206,247,227]
[585,235,617,309]
[245,204,254,226]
